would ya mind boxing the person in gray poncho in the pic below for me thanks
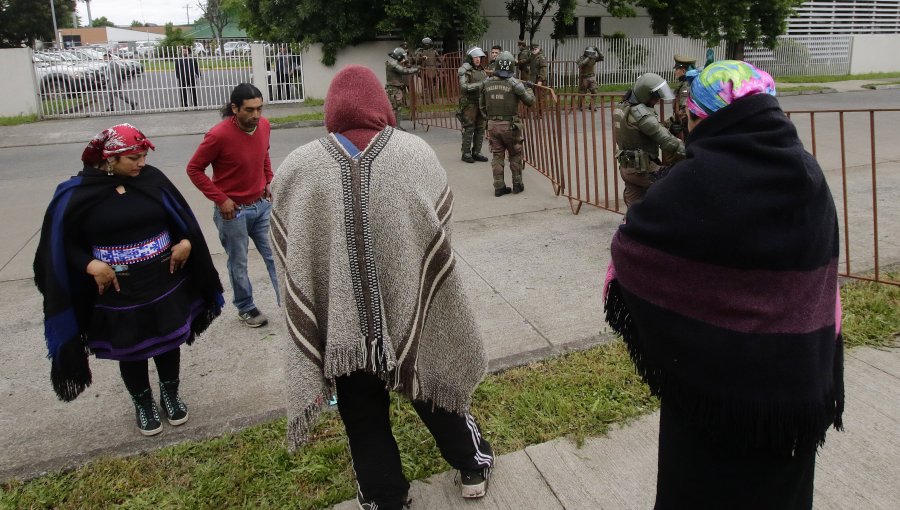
[270,64,494,510]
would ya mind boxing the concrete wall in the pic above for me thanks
[301,41,399,99]
[849,34,900,74]
[0,49,39,117]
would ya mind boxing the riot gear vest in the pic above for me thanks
[483,78,520,117]
[459,64,487,99]
[578,56,597,79]
[417,48,440,68]
[614,103,665,157]
[386,59,411,87]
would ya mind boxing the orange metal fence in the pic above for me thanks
[408,74,899,286]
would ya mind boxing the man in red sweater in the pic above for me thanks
[186,83,279,327]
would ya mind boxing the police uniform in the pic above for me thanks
[614,74,685,207]
[516,42,531,81]
[480,52,536,196]
[385,50,419,122]
[414,40,442,102]
[529,45,547,85]
[458,49,489,162]
[662,54,696,165]
[577,50,602,95]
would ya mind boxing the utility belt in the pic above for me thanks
[615,149,660,172]
[386,81,407,88]
[488,115,519,122]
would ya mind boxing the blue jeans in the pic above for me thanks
[212,198,280,314]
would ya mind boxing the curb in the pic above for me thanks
[777,87,838,96]
[270,120,325,130]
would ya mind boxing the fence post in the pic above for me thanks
[250,44,269,103]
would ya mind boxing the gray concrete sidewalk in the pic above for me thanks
[332,346,900,509]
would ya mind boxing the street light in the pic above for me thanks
[49,0,61,48]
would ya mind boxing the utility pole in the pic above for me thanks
[185,4,191,24]
[49,0,60,48]
[83,0,93,26]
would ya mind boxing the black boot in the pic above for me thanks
[512,183,525,194]
[461,153,475,163]
[159,379,189,426]
[494,186,512,197]
[472,153,489,162]
[130,388,163,436]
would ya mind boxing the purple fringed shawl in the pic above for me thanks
[604,93,843,453]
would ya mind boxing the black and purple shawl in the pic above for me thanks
[34,165,224,401]
[604,93,844,453]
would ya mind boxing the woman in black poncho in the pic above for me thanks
[34,123,224,436]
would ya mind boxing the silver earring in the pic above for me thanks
[106,159,115,175]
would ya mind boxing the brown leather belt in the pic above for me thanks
[236,195,265,208]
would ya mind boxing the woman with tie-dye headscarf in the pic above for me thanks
[604,60,843,508]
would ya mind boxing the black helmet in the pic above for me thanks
[494,51,515,78]
[389,47,407,61]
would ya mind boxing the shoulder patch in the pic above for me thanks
[629,103,654,120]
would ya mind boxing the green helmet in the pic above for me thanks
[631,73,675,104]
[389,47,407,61]
[494,51,516,78]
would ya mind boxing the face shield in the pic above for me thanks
[650,80,675,101]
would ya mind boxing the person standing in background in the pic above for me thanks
[174,46,201,107]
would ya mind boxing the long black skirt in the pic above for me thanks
[87,251,204,362]
[655,400,816,510]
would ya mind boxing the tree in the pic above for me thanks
[639,0,805,59]
[241,0,486,65]
[0,0,76,48]
[505,0,635,43]
[131,20,145,27]
[158,22,195,52]
[198,0,235,55]
[91,16,115,27]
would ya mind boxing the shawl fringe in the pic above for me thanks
[286,400,326,451]
[605,280,844,453]
[51,336,92,402]
[324,335,397,380]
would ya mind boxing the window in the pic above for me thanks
[565,17,579,37]
[585,17,602,37]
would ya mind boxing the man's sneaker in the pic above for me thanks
[238,307,268,328]
[512,182,525,194]
[494,186,512,197]
[159,379,189,426]
[461,153,476,163]
[356,490,411,510]
[130,389,163,437]
[472,152,489,162]
[458,467,490,498]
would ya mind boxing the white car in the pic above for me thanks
[33,53,101,94]
[134,40,159,57]
[215,41,250,56]
[192,42,209,56]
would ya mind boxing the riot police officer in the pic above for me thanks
[577,46,604,109]
[414,37,442,103]
[614,73,685,207]
[480,51,535,196]
[458,47,489,163]
[662,54,696,165]
[516,40,531,81]
[385,47,419,130]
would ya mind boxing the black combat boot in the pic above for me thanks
[512,182,525,194]
[494,186,512,197]
[130,388,163,436]
[472,153,489,162]
[461,153,475,163]
[159,379,189,426]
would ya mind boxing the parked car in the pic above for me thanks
[192,42,209,56]
[72,48,144,76]
[215,41,250,56]
[134,40,160,57]
[33,53,101,94]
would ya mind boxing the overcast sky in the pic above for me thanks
[76,0,195,27]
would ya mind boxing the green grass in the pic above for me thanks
[1,342,655,509]
[777,72,900,83]
[2,277,896,508]
[0,114,39,126]
[303,97,324,107]
[840,272,900,349]
[268,112,324,124]
[141,58,252,72]
[778,85,829,93]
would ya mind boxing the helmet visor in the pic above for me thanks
[650,81,675,101]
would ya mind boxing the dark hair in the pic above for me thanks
[222,83,263,118]
[491,45,502,51]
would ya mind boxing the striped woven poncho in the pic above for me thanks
[604,93,844,453]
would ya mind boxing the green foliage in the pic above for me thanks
[158,23,195,50]
[0,113,39,126]
[639,0,805,49]
[777,72,900,83]
[90,16,115,28]
[241,0,485,66]
[130,20,144,28]
[0,0,76,47]
[840,274,900,349]
[506,1,638,41]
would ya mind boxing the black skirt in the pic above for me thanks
[655,400,816,510]
[86,250,204,361]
